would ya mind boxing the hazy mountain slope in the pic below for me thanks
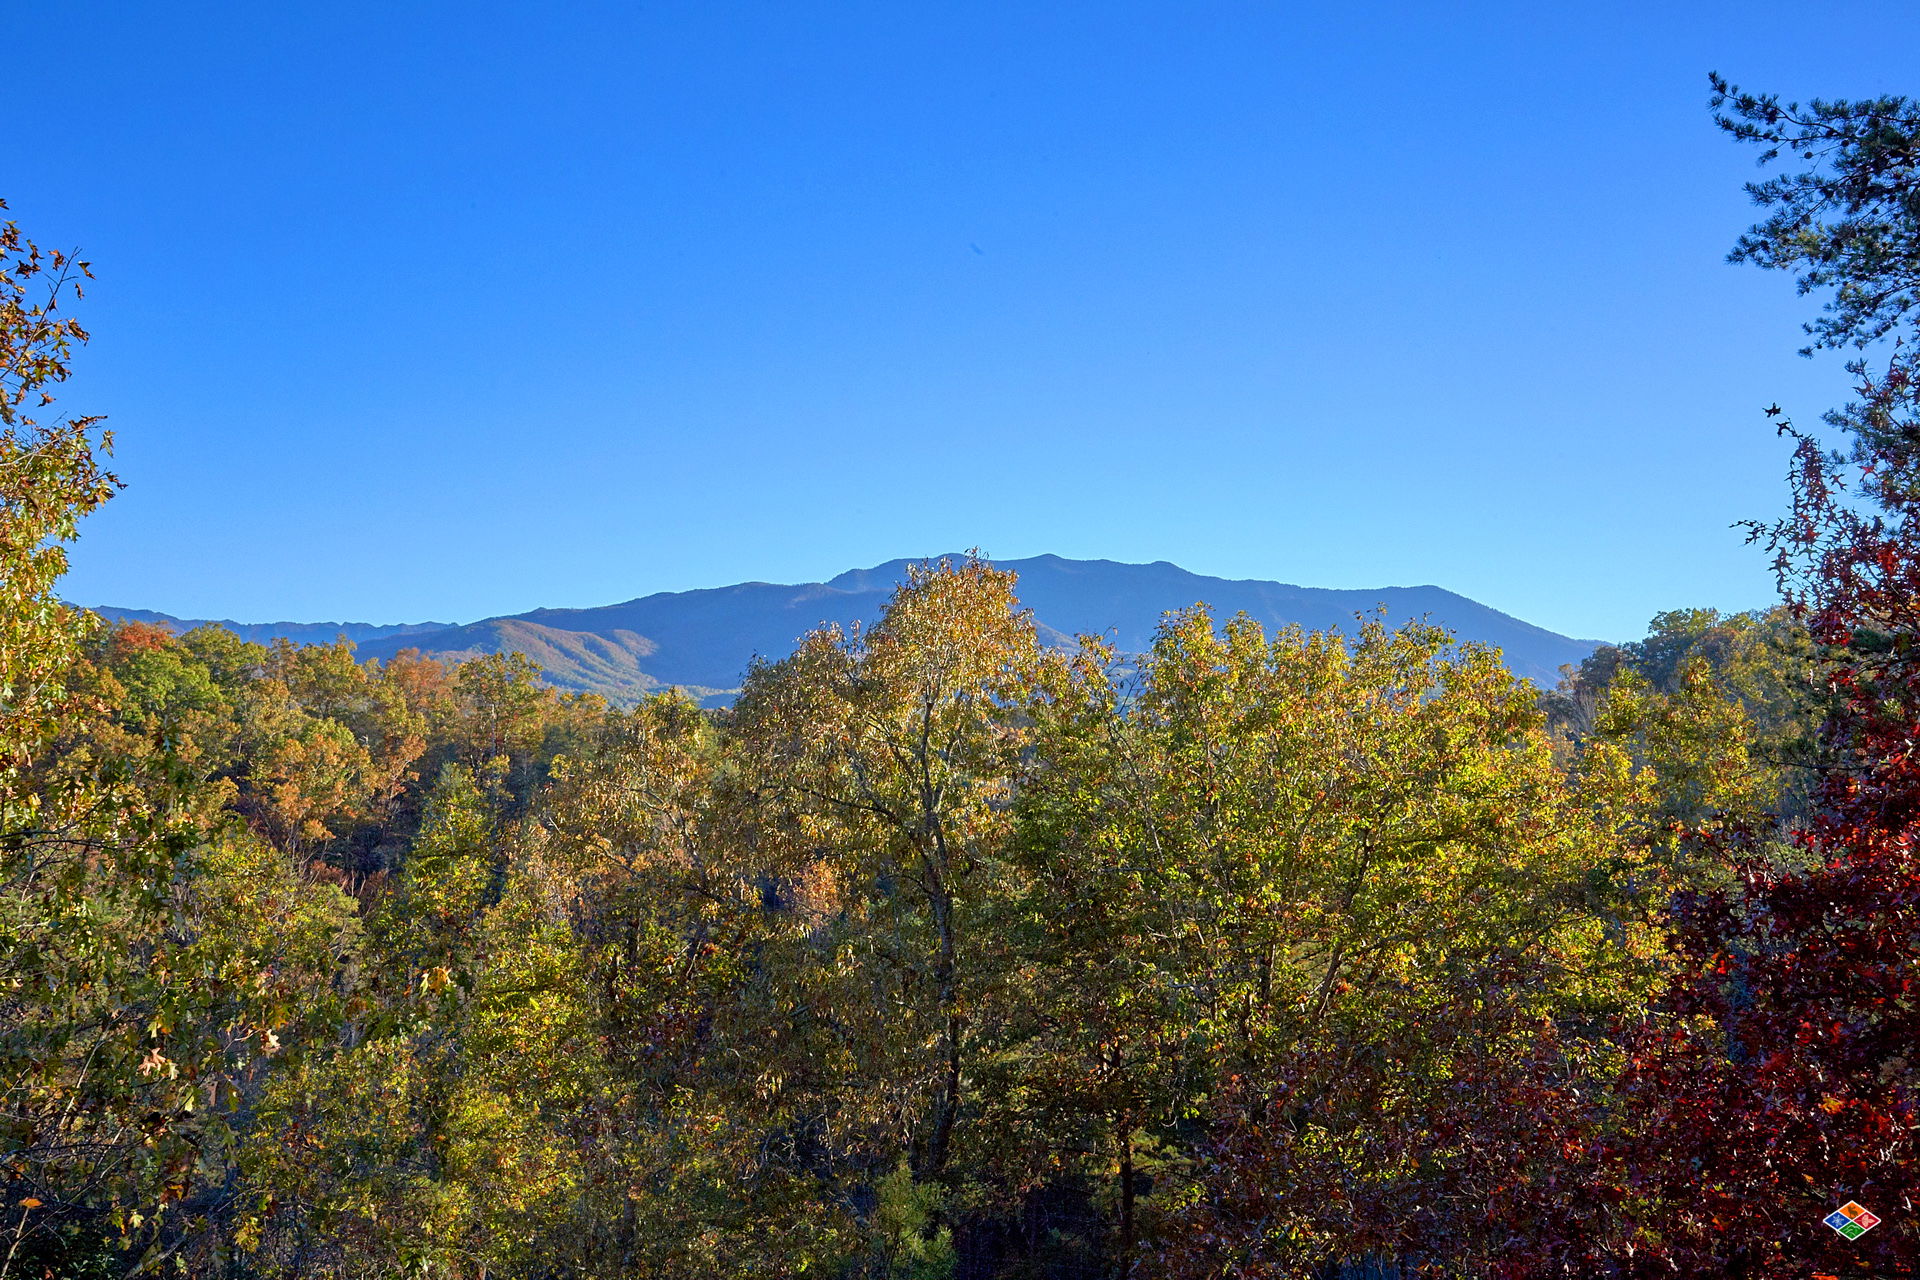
[360,555,1600,700]
[828,555,1599,680]
[83,606,450,648]
[361,618,732,702]
[90,556,1603,705]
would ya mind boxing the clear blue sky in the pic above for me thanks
[18,1,1916,641]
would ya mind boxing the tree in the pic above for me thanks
[1711,75,1920,491]
[724,556,1045,1275]
[0,200,115,765]
[502,692,775,1277]
[1005,608,1648,1279]
[1579,412,1920,1278]
[0,206,375,1279]
[1711,75,1920,359]
[244,763,511,1278]
[1527,78,1920,1279]
[0,203,156,1274]
[989,634,1185,1280]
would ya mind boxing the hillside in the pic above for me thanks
[89,555,1603,703]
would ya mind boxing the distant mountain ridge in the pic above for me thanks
[87,555,1604,704]
[85,606,452,648]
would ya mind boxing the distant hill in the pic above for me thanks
[87,555,1603,704]
[83,606,451,648]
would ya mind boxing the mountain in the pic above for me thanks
[87,555,1603,704]
[83,606,452,648]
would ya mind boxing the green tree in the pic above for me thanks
[0,201,115,766]
[0,203,364,1280]
[725,557,1045,1275]
[1026,611,1647,1278]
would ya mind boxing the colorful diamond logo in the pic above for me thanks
[1825,1202,1879,1237]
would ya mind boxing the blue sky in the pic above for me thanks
[18,1,1917,641]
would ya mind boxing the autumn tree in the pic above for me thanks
[1498,79,1920,1279]
[510,693,791,1276]
[723,556,1047,1275]
[0,200,114,763]
[1547,606,1819,825]
[0,204,368,1280]
[1004,611,1639,1279]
